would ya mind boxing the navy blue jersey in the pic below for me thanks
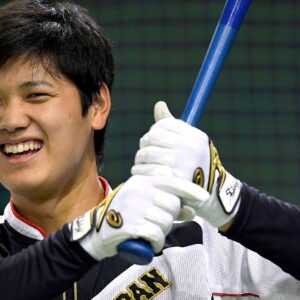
[223,183,300,280]
[0,208,206,300]
[0,221,97,300]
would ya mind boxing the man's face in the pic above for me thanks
[0,57,108,198]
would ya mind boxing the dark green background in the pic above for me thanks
[0,0,299,211]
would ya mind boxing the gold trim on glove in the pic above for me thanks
[208,139,225,193]
[192,167,205,188]
[71,183,124,241]
[95,183,124,232]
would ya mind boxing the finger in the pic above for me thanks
[153,189,181,217]
[135,225,165,254]
[134,147,176,167]
[177,205,196,221]
[151,117,187,135]
[154,101,174,122]
[144,207,174,235]
[140,129,176,149]
[154,176,210,204]
[131,164,174,177]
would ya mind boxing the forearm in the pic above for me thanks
[222,183,300,280]
[0,225,96,300]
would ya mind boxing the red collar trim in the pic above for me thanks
[10,201,47,238]
[5,176,111,240]
[99,176,111,197]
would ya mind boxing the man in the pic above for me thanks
[0,1,299,300]
[133,101,300,280]
[0,1,180,299]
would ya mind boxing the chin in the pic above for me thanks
[4,174,51,198]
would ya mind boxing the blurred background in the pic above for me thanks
[0,0,299,212]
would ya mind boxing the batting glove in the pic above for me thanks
[132,101,242,228]
[69,175,181,261]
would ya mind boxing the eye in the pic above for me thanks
[28,93,49,98]
[26,93,52,102]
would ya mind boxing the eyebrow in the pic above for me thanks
[19,81,54,89]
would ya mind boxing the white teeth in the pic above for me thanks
[3,141,42,154]
[18,144,24,152]
[12,146,18,154]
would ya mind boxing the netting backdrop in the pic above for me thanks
[0,0,299,212]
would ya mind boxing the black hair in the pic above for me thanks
[0,0,114,168]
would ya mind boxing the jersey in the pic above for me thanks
[0,179,299,300]
[223,183,300,280]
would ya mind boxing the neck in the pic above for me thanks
[10,170,105,235]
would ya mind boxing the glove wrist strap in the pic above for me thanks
[217,172,242,215]
[70,183,124,242]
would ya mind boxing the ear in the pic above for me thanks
[91,83,111,130]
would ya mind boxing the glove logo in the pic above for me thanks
[226,181,239,198]
[107,209,123,228]
[71,211,92,241]
[193,167,205,188]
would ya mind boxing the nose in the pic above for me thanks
[0,99,30,132]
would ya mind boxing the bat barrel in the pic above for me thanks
[181,0,251,126]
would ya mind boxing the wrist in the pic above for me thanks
[218,216,236,232]
[69,207,106,261]
[202,172,241,228]
[69,184,124,261]
[217,172,242,216]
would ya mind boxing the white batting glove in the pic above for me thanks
[70,175,181,261]
[131,101,242,228]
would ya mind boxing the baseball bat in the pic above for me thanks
[117,0,252,265]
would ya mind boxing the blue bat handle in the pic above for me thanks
[117,239,153,265]
[181,0,251,125]
[117,0,251,265]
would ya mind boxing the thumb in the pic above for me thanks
[154,101,174,122]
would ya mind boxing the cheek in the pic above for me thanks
[33,103,84,135]
[48,114,93,156]
[30,100,93,153]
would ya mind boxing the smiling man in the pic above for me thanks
[0,57,109,233]
[0,1,182,299]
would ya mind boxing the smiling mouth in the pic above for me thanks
[0,141,43,157]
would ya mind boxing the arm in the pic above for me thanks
[222,183,300,280]
[0,175,181,300]
[132,101,300,280]
[0,225,96,300]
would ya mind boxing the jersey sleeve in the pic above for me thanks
[0,224,97,300]
[222,182,300,280]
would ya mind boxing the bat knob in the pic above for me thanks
[117,239,154,265]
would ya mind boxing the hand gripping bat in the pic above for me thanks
[117,0,252,265]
